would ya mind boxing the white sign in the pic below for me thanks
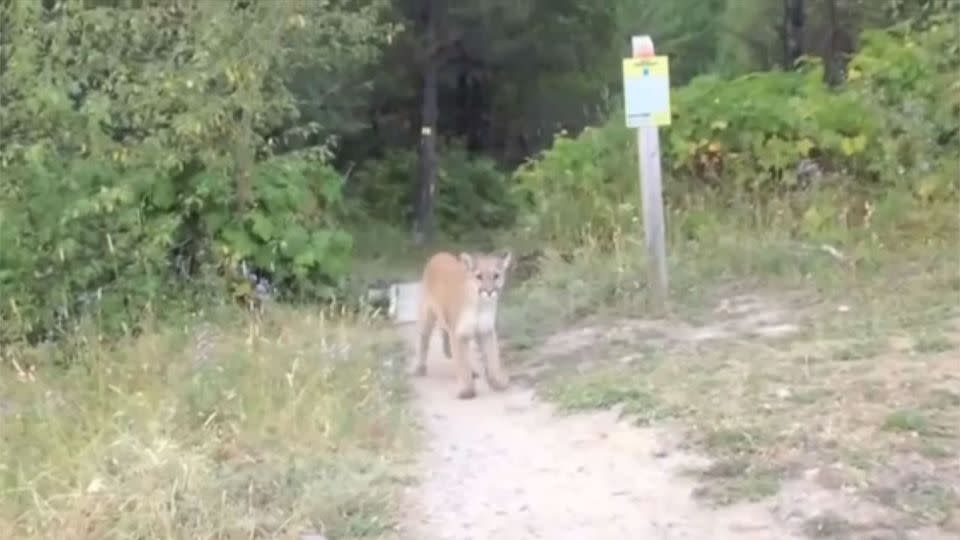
[622,56,671,128]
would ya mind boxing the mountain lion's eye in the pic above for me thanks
[493,273,500,280]
[475,273,483,281]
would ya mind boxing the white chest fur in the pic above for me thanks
[455,297,498,337]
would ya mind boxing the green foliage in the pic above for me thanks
[346,151,418,225]
[0,152,351,344]
[714,0,783,75]
[350,144,520,238]
[2,0,955,345]
[0,0,393,343]
[667,65,887,191]
[711,0,958,77]
[202,154,354,300]
[624,0,727,84]
[434,146,520,237]
[844,12,960,203]
[1,156,176,343]
[514,19,959,249]
[512,125,634,247]
[359,0,630,166]
[848,12,960,136]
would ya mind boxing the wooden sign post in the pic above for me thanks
[622,35,670,311]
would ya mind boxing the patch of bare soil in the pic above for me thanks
[388,284,958,539]
[512,293,803,380]
[503,293,960,540]
[392,319,804,540]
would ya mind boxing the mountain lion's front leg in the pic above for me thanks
[478,330,508,391]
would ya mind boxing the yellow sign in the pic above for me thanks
[622,56,671,127]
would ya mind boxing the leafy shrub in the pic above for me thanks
[845,13,960,202]
[514,19,959,248]
[1,154,178,344]
[350,143,520,238]
[345,150,417,225]
[0,1,390,344]
[0,150,351,345]
[667,66,887,191]
[199,153,353,302]
[512,125,634,247]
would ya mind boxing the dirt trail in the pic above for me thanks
[390,285,803,540]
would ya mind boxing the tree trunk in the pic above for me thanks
[823,0,846,87]
[782,0,805,69]
[413,0,440,245]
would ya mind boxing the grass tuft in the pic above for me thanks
[0,307,413,540]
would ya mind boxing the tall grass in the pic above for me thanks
[0,307,413,540]
[499,185,959,342]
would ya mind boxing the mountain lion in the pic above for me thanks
[414,250,512,399]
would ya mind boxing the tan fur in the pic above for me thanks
[414,249,512,399]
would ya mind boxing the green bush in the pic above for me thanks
[667,66,887,191]
[845,14,960,202]
[514,19,959,248]
[0,151,351,345]
[210,153,353,301]
[1,155,178,343]
[350,143,520,238]
[512,125,635,247]
[0,1,391,344]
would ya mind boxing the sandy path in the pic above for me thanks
[389,284,802,540]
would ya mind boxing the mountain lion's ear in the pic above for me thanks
[458,252,475,271]
[497,250,512,270]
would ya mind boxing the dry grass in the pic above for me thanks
[500,204,960,537]
[0,307,414,540]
